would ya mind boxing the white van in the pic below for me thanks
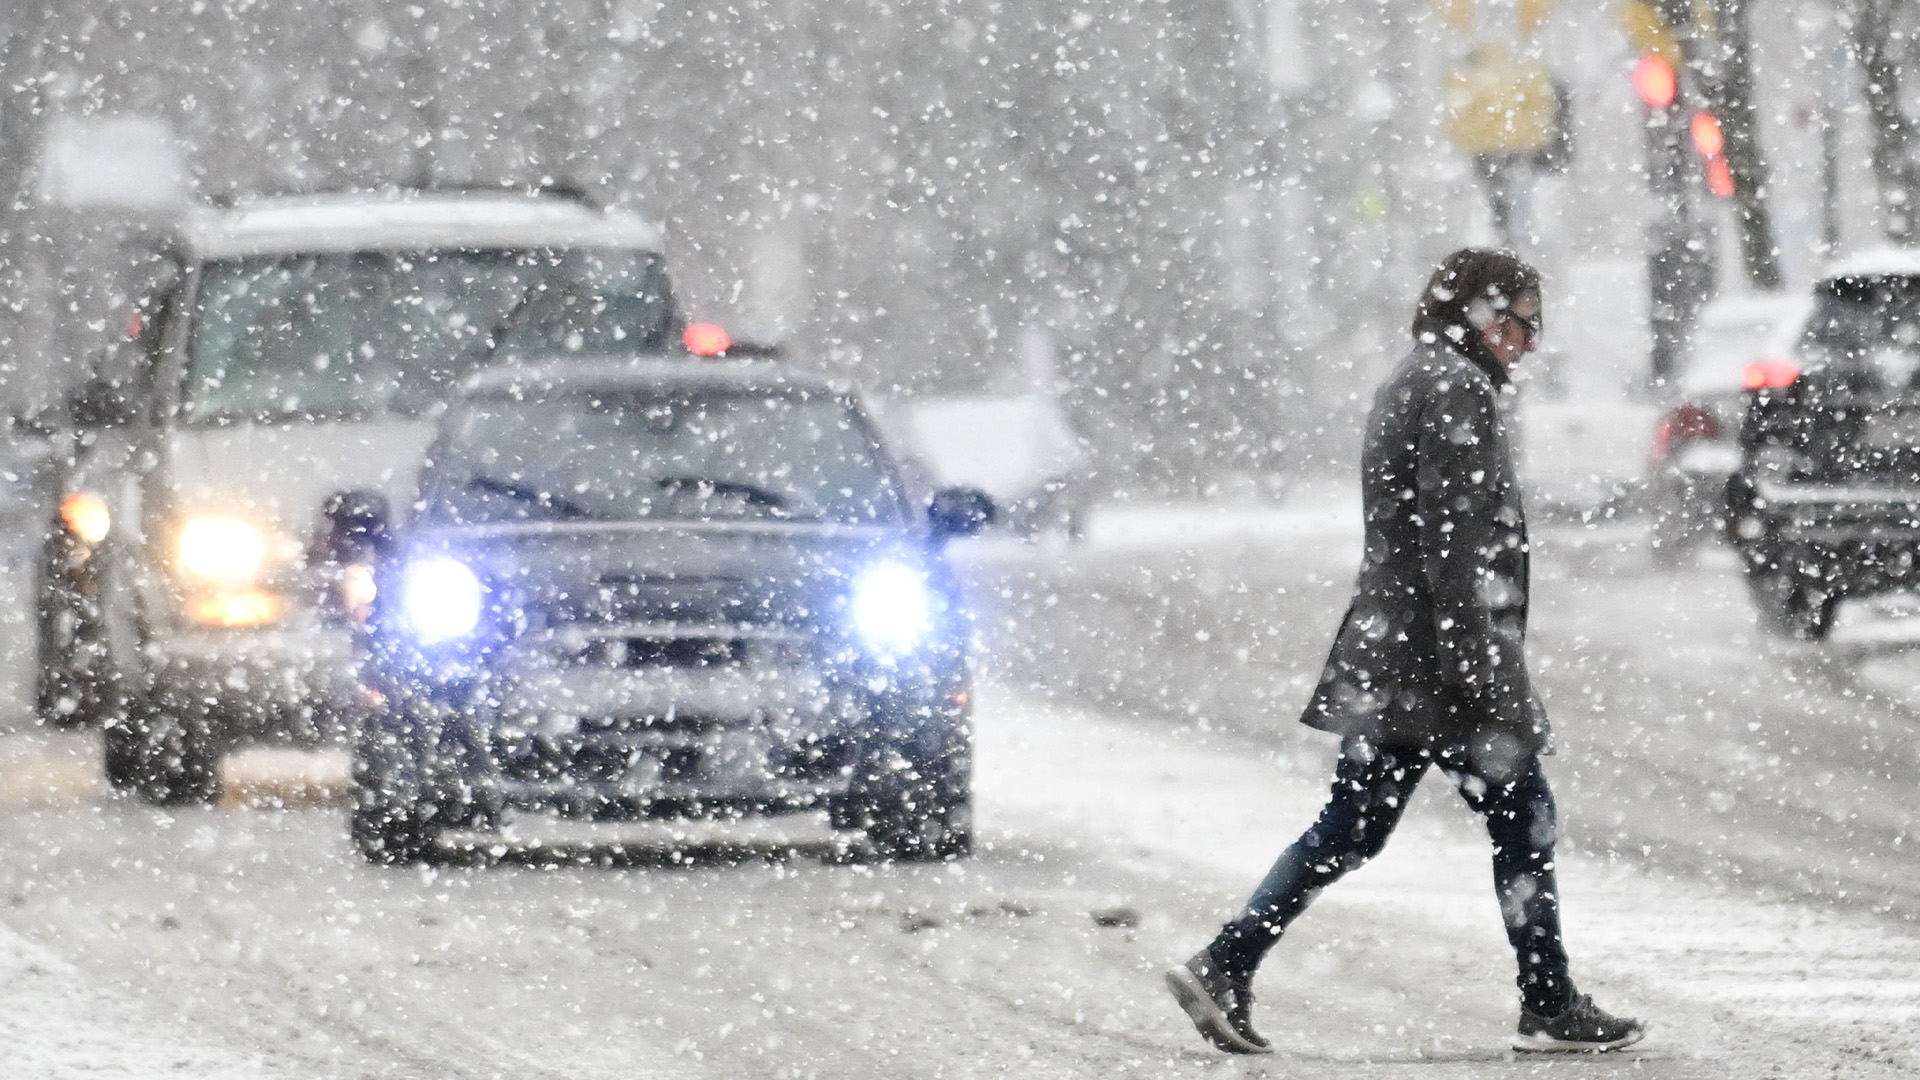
[38,189,683,802]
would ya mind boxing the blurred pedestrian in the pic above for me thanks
[1444,43,1556,249]
[1164,248,1645,1055]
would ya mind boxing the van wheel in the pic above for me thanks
[103,701,220,805]
[34,537,111,729]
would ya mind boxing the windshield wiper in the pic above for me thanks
[465,475,595,520]
[653,476,797,514]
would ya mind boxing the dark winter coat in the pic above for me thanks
[1300,340,1549,779]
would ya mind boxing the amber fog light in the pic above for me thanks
[177,517,267,582]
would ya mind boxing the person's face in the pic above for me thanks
[1480,293,1541,370]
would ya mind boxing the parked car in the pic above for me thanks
[890,393,1091,540]
[38,188,685,802]
[350,358,991,864]
[1728,249,1920,639]
[1648,293,1811,565]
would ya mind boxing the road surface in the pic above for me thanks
[0,492,1915,1078]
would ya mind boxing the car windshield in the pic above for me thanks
[1801,275,1920,389]
[420,388,908,526]
[184,250,675,421]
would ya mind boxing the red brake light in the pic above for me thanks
[1651,403,1722,464]
[683,322,732,357]
[1741,357,1798,390]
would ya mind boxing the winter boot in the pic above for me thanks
[1164,949,1272,1054]
[1512,993,1646,1052]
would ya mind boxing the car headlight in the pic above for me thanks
[401,557,484,644]
[60,492,111,546]
[177,517,267,582]
[849,561,934,656]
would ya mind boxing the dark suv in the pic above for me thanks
[350,359,991,864]
[1729,252,1920,639]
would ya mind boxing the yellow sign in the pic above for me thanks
[1619,0,1683,68]
[1444,42,1555,155]
[1430,0,1559,40]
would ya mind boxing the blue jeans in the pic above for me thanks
[1208,740,1573,1016]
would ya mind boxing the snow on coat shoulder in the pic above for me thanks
[1301,344,1548,776]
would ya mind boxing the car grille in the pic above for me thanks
[490,716,854,786]
[568,635,750,668]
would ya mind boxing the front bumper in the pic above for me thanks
[374,648,966,820]
[1744,478,1920,544]
[148,620,366,739]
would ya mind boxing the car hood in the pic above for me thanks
[167,418,435,541]
[403,520,926,632]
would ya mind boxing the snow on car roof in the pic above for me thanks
[1817,246,1920,281]
[183,191,665,259]
[456,357,846,399]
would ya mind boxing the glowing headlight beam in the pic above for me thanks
[61,493,111,546]
[401,557,484,644]
[177,517,267,582]
[850,561,934,656]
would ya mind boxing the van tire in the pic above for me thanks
[103,701,221,805]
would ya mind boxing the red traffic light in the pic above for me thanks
[1704,154,1736,198]
[1633,55,1676,109]
[683,322,732,356]
[1690,112,1724,157]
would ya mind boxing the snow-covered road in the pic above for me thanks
[0,498,1917,1078]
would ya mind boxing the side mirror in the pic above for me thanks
[928,487,995,541]
[67,375,139,428]
[314,489,393,564]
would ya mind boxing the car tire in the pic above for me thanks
[348,729,439,866]
[848,735,973,862]
[102,699,221,805]
[349,792,436,866]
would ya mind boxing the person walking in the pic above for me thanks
[1164,248,1645,1055]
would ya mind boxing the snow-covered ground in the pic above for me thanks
[1,420,1918,1076]
[2,673,1916,1078]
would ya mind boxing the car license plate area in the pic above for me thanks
[496,722,717,783]
[570,636,748,668]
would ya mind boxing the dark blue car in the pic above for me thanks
[351,359,991,864]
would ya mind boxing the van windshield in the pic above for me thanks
[420,390,908,527]
[185,250,675,421]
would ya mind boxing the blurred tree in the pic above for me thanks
[1853,0,1920,244]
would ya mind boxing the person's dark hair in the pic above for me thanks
[1411,248,1542,359]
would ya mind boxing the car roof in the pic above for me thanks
[455,357,851,401]
[1696,292,1813,328]
[1817,246,1920,281]
[182,190,665,260]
